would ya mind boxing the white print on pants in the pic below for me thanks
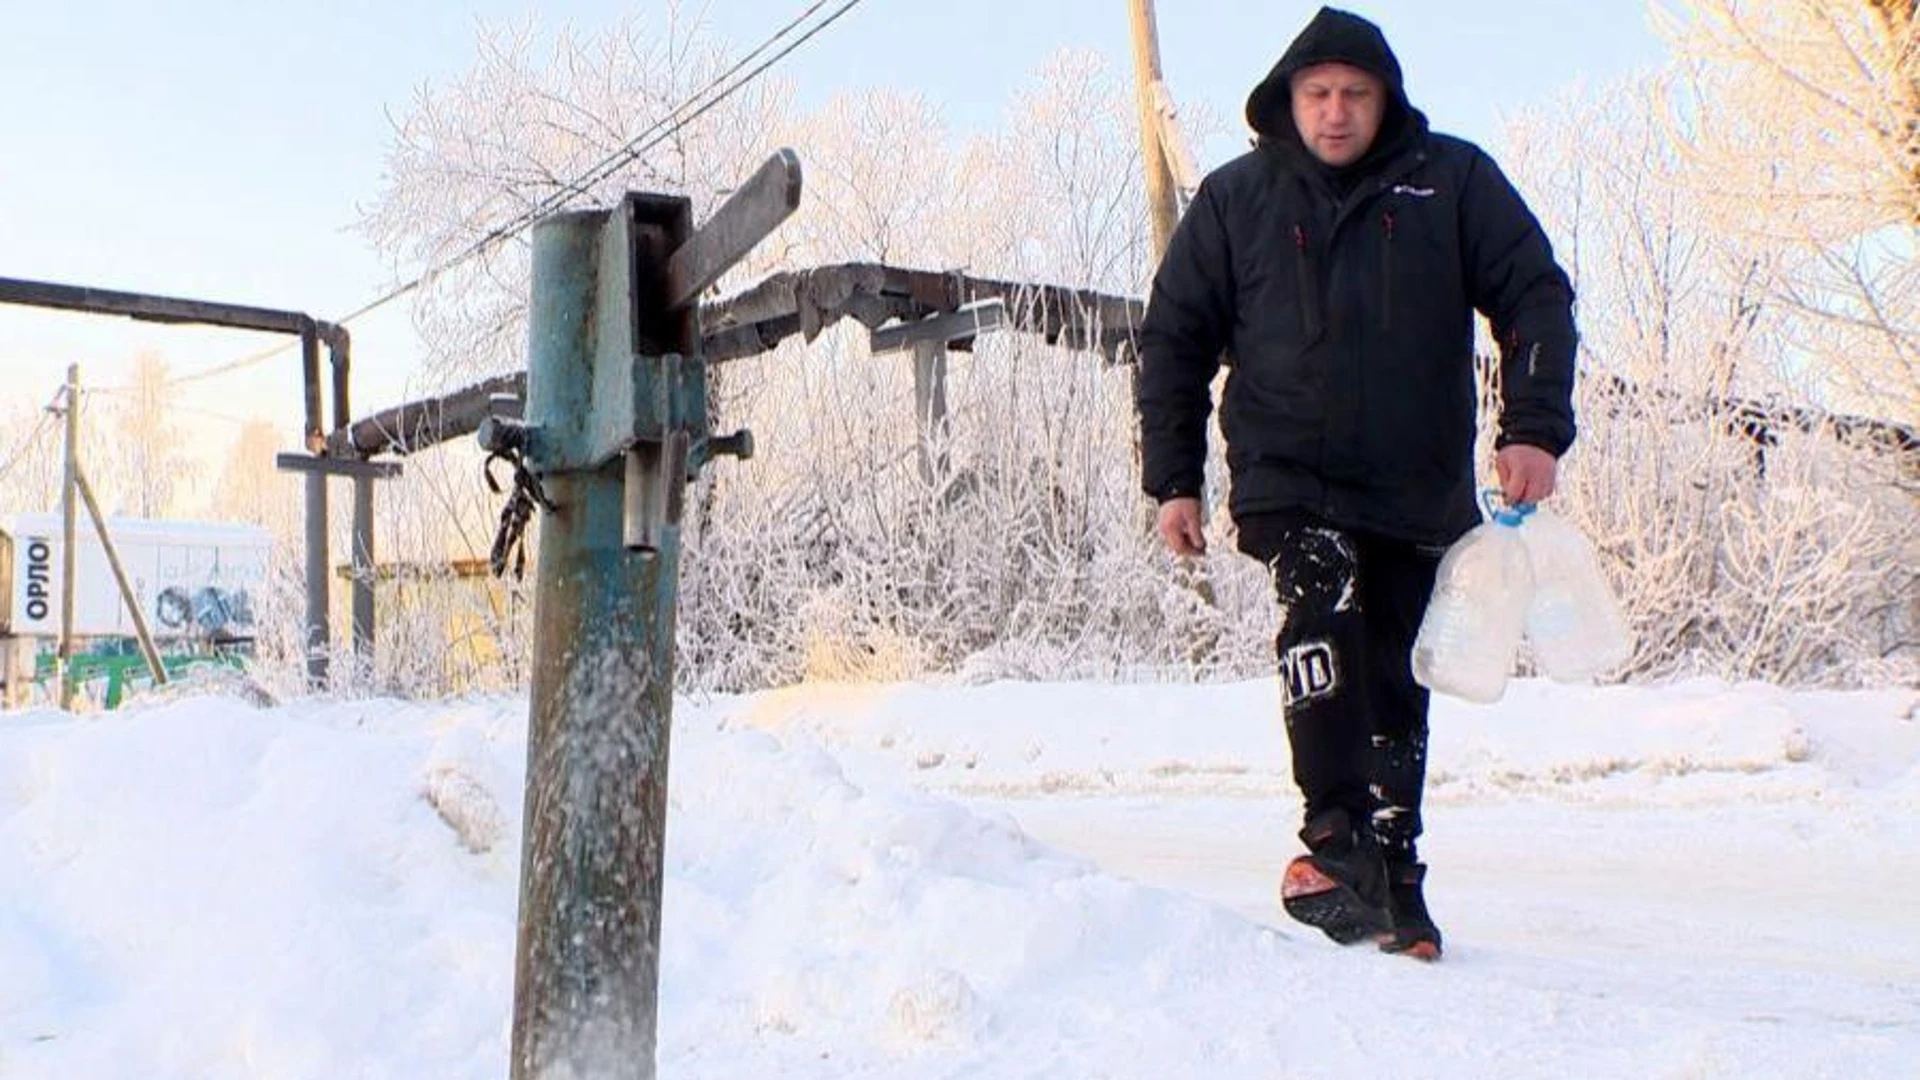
[1280,639,1340,708]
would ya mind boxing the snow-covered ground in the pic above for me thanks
[1,676,1915,1078]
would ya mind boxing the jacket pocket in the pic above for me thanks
[1380,210,1396,332]
[1293,223,1322,341]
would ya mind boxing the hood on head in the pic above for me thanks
[1245,6,1412,147]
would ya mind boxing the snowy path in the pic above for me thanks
[977,793,1920,1035]
[735,676,1920,1071]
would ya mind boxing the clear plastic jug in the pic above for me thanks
[1412,501,1535,704]
[1520,505,1632,682]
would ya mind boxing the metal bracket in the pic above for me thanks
[273,453,404,480]
[870,299,1007,355]
[623,433,689,553]
[477,393,534,458]
[500,150,798,554]
[664,149,803,312]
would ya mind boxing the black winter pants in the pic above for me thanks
[1236,509,1442,863]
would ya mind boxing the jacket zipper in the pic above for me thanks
[1381,210,1396,332]
[1294,223,1321,340]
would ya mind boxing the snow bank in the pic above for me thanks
[0,677,1913,1077]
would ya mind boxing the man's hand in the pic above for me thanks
[1156,496,1208,557]
[1495,444,1558,505]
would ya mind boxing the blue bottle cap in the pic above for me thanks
[1479,487,1538,525]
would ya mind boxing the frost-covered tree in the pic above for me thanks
[1653,0,1918,419]
[211,419,300,545]
[1501,58,1917,687]
[336,6,1911,697]
[350,15,1270,696]
[676,51,1261,691]
[83,350,201,519]
[359,12,790,388]
[0,396,62,516]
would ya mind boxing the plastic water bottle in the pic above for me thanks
[1412,502,1535,704]
[1520,505,1632,682]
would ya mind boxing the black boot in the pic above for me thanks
[1380,861,1443,961]
[1279,807,1391,945]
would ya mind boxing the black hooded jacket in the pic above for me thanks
[1136,6,1577,546]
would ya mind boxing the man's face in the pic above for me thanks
[1290,62,1386,167]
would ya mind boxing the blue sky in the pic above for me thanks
[0,0,1665,450]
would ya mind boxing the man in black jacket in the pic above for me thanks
[1136,6,1576,960]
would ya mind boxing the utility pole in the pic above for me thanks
[57,365,80,710]
[1128,0,1220,661]
[1129,0,1180,260]
[495,151,797,1080]
[48,364,169,708]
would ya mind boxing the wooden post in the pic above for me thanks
[1,638,31,709]
[869,303,999,491]
[351,475,375,674]
[275,455,402,688]
[1129,0,1180,260]
[302,472,329,687]
[910,338,950,486]
[1128,1,1220,662]
[72,465,168,689]
[300,327,330,689]
[1150,81,1203,208]
[57,364,80,710]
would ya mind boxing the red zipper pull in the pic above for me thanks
[1383,210,1396,240]
[1294,223,1308,250]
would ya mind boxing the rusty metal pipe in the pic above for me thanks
[323,322,352,433]
[299,321,324,454]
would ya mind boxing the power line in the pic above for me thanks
[164,339,292,389]
[83,343,284,392]
[337,0,852,323]
[0,408,55,488]
[169,0,866,389]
